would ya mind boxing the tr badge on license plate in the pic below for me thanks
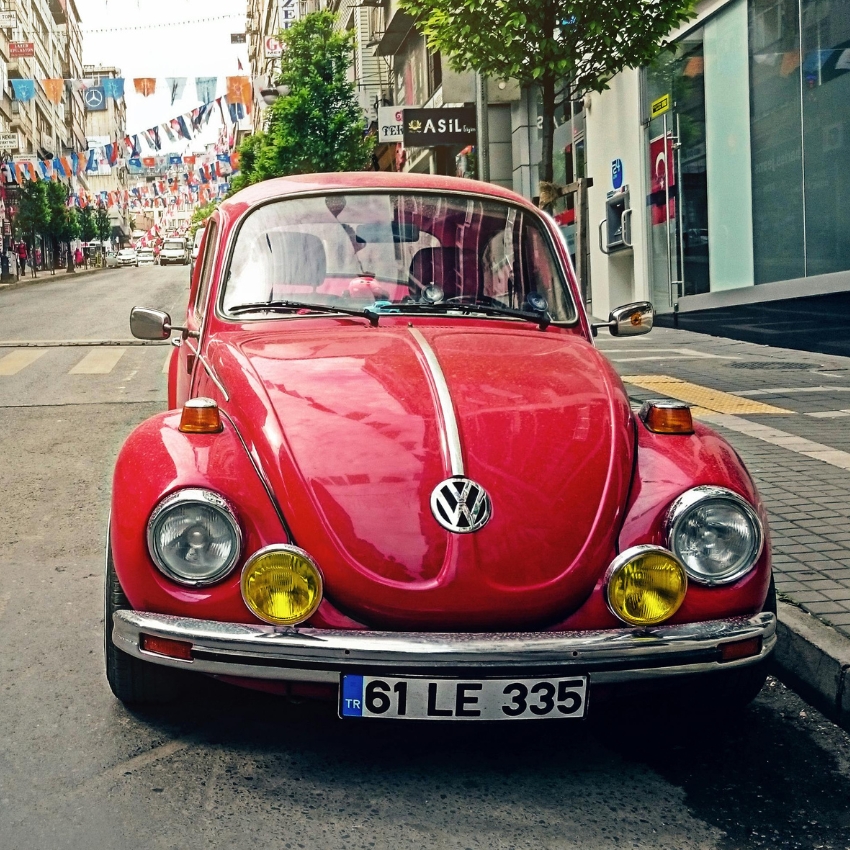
[340,675,587,720]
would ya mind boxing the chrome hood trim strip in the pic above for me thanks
[407,327,464,476]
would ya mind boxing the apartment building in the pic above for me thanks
[83,64,129,244]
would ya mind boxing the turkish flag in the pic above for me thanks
[649,134,676,225]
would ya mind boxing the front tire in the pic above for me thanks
[104,543,187,704]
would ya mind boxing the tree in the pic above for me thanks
[400,0,694,192]
[78,205,96,267]
[15,182,49,277]
[95,204,111,244]
[61,208,81,272]
[231,11,372,190]
[190,200,219,235]
[45,181,70,272]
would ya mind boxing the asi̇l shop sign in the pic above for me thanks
[403,107,476,147]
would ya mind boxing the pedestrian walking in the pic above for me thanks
[74,247,84,267]
[16,242,27,276]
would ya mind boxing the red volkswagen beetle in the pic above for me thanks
[107,172,775,720]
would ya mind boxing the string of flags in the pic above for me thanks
[9,76,253,111]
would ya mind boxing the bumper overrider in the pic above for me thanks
[112,610,776,685]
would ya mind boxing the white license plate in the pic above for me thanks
[340,675,587,721]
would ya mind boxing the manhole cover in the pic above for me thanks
[728,361,813,371]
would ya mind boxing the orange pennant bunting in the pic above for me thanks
[134,78,157,97]
[43,79,64,104]
[226,76,253,114]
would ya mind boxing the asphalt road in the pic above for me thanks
[2,266,850,849]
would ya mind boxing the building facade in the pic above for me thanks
[83,65,129,244]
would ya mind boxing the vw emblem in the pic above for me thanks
[430,477,492,534]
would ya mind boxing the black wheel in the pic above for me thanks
[104,543,187,704]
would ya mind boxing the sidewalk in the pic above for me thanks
[598,325,850,723]
[0,263,104,294]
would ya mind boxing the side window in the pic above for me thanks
[194,221,218,319]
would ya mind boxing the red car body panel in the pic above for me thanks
[111,172,772,649]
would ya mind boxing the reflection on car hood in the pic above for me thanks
[210,324,634,629]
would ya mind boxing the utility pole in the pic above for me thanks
[475,72,489,183]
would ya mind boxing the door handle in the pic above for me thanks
[621,208,633,248]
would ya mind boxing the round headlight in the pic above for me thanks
[606,546,687,627]
[665,486,763,585]
[241,546,323,626]
[147,489,242,586]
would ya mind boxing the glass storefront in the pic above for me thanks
[644,0,850,310]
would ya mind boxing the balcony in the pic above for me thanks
[48,0,67,24]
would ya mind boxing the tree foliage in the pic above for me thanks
[400,0,694,186]
[95,205,111,243]
[16,182,49,243]
[190,201,219,235]
[232,11,372,190]
[78,205,96,243]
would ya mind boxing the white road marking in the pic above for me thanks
[736,386,850,396]
[698,413,850,471]
[0,349,47,375]
[69,348,127,374]
[806,410,850,419]
[598,348,736,361]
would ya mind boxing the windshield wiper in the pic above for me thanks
[376,300,551,330]
[228,300,380,326]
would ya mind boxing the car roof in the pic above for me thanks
[218,172,539,217]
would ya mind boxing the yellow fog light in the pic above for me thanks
[241,546,323,626]
[606,546,687,627]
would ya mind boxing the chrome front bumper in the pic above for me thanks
[112,610,776,686]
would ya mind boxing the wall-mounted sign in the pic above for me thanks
[0,132,20,151]
[377,106,405,143]
[403,107,476,147]
[0,11,18,28]
[611,158,624,190]
[650,93,670,120]
[84,87,107,111]
[230,33,246,44]
[265,36,283,58]
[10,42,35,58]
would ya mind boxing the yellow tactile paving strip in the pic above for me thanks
[621,375,793,415]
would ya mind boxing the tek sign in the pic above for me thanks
[403,107,476,147]
[377,107,404,143]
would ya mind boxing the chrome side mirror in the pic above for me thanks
[592,301,654,337]
[130,307,172,340]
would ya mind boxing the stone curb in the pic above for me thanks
[0,265,103,293]
[774,600,850,729]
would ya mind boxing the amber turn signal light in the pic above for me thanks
[720,636,762,662]
[639,400,694,435]
[179,397,223,434]
[140,633,193,660]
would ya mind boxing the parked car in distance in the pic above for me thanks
[109,172,775,721]
[117,248,138,267]
[104,251,119,268]
[137,248,156,266]
[159,238,189,266]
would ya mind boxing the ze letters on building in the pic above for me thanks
[403,107,477,147]
[9,42,35,58]
[650,93,671,120]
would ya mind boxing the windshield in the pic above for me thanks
[221,193,575,323]
[164,241,184,250]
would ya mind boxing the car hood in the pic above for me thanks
[210,322,634,629]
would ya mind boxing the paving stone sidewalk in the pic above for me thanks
[597,325,850,638]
